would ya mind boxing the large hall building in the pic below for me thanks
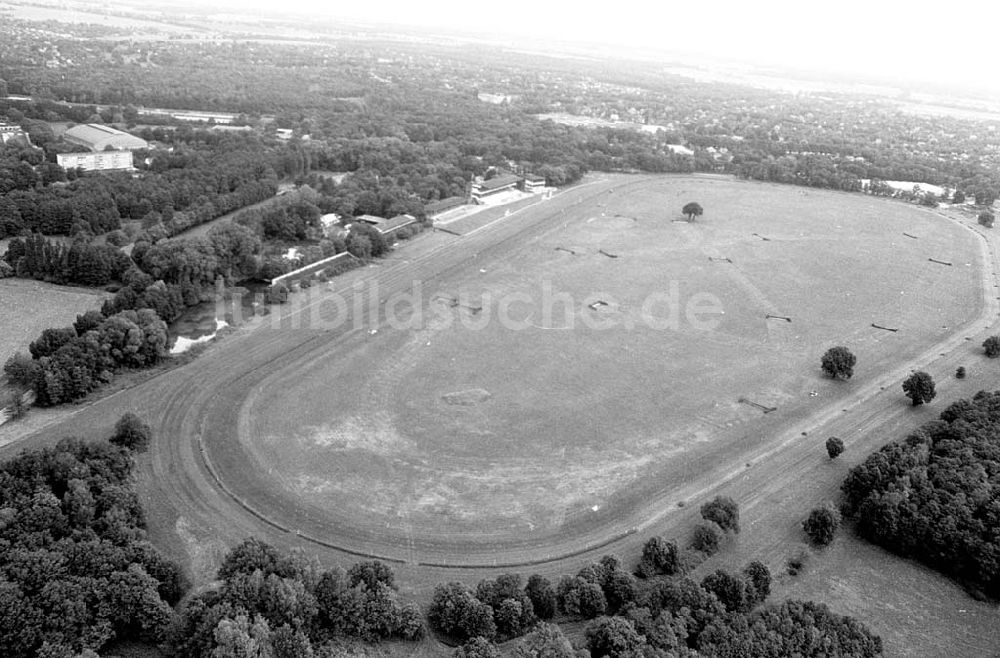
[58,124,148,172]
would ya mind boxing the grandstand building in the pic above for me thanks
[472,174,521,201]
[63,124,148,152]
[521,174,546,192]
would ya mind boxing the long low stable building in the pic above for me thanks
[425,196,468,218]
[354,213,419,237]
[57,150,135,172]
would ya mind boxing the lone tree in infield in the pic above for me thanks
[902,371,936,406]
[682,201,704,222]
[984,335,1000,358]
[825,437,845,459]
[821,346,856,380]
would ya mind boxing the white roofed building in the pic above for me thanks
[63,124,148,152]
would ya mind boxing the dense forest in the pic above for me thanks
[0,418,186,657]
[842,390,1000,600]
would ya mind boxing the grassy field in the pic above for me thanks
[0,278,106,367]
[245,177,981,542]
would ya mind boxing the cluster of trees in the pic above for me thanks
[169,540,424,657]
[842,390,1000,599]
[0,127,282,239]
[239,196,323,242]
[5,306,167,405]
[2,178,122,236]
[0,421,186,657]
[135,222,260,292]
[691,496,740,556]
[4,233,132,286]
[436,492,881,658]
[429,573,555,644]
[490,563,879,658]
[2,221,269,407]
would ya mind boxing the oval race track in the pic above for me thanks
[5,174,1000,583]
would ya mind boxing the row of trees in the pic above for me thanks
[434,492,880,657]
[4,232,131,286]
[449,561,879,658]
[821,346,937,406]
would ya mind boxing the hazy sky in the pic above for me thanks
[220,0,994,91]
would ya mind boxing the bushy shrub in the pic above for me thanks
[111,413,153,452]
[636,536,679,578]
[690,521,723,555]
[700,496,740,533]
[3,351,39,388]
[803,506,840,546]
[105,229,129,247]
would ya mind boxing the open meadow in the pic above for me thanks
[0,278,106,368]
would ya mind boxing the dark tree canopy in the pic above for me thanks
[110,412,153,452]
[984,336,1000,358]
[0,435,184,657]
[584,616,644,658]
[636,536,679,578]
[682,201,704,221]
[701,570,752,613]
[825,436,845,459]
[524,574,557,620]
[700,495,740,533]
[902,371,936,406]
[821,346,856,379]
[690,521,723,555]
[698,600,883,657]
[511,623,575,658]
[978,210,995,228]
[803,506,841,546]
[455,636,501,658]
[428,582,497,642]
[842,390,1000,598]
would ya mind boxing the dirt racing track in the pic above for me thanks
[6,175,1000,587]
